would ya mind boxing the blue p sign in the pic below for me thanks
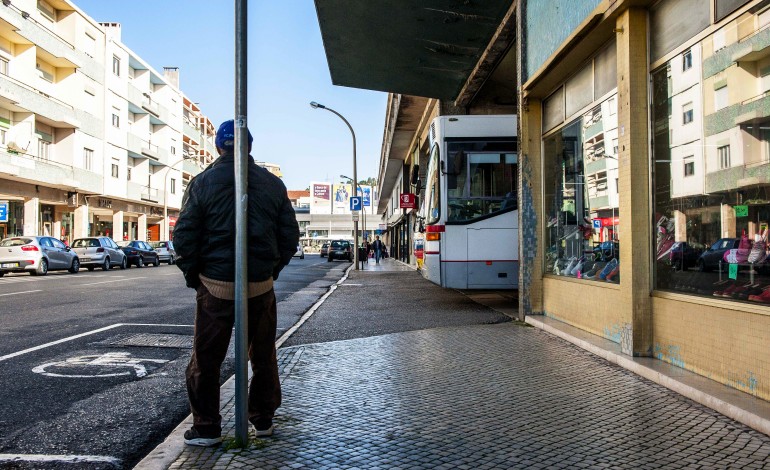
[0,201,7,223]
[350,196,362,211]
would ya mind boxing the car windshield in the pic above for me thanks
[117,241,131,247]
[72,239,99,248]
[0,237,33,247]
[149,242,166,248]
[331,241,348,248]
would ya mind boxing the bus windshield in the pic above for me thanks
[446,140,517,223]
[425,143,441,225]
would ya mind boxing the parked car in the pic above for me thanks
[669,241,705,270]
[150,240,176,264]
[696,238,741,272]
[293,243,305,259]
[327,240,352,262]
[0,236,80,276]
[117,240,160,267]
[71,236,127,271]
[320,243,329,258]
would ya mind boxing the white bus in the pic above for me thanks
[419,115,518,289]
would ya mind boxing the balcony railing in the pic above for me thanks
[140,186,160,203]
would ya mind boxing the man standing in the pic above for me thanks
[372,235,384,264]
[174,120,299,447]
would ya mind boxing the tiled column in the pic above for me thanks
[23,197,39,236]
[721,204,735,237]
[674,210,687,243]
[518,97,543,321]
[138,214,147,242]
[113,211,124,242]
[616,8,652,357]
[73,205,89,239]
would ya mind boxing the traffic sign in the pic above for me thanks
[350,196,362,211]
[592,219,601,229]
[0,201,7,223]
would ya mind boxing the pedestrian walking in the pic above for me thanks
[173,119,300,447]
[372,236,384,263]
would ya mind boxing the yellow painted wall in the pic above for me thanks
[653,295,770,400]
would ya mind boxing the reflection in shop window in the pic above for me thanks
[651,41,770,305]
[682,49,693,71]
[544,95,620,282]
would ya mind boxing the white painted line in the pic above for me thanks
[0,323,194,363]
[0,289,41,297]
[75,277,145,286]
[0,453,120,466]
[275,264,353,348]
[340,283,362,286]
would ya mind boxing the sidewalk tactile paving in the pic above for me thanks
[171,323,770,469]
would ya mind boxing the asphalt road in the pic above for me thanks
[0,253,349,469]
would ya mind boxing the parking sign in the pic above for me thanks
[350,196,362,211]
[0,201,7,223]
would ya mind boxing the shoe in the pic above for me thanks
[598,259,618,280]
[184,427,222,447]
[253,419,274,437]
[605,263,620,282]
[570,257,586,276]
[562,257,578,276]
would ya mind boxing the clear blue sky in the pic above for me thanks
[75,0,387,190]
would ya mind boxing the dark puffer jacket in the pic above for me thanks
[173,151,299,288]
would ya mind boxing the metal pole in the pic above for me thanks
[324,109,358,269]
[233,0,249,446]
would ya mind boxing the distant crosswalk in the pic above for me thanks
[0,273,126,284]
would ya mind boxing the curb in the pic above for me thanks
[525,315,770,438]
[133,264,354,470]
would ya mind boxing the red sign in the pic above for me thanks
[168,215,178,227]
[399,193,415,209]
[599,217,619,227]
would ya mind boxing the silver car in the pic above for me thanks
[0,236,80,276]
[150,240,176,264]
[71,236,127,271]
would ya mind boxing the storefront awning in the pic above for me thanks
[314,0,514,100]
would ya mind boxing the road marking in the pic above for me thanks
[0,323,193,362]
[0,289,41,297]
[340,283,362,286]
[0,454,120,466]
[75,277,145,286]
[33,352,169,378]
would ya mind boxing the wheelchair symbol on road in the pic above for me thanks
[32,352,169,378]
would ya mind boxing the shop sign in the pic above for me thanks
[0,200,7,223]
[599,216,619,227]
[150,207,163,216]
[98,198,112,209]
[168,216,178,227]
[734,205,749,217]
[399,193,415,209]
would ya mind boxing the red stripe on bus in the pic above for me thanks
[424,251,440,255]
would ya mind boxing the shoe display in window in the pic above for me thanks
[598,258,618,280]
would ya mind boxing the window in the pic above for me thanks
[112,109,120,128]
[170,178,176,194]
[682,49,693,71]
[682,102,694,124]
[111,161,119,178]
[36,63,54,82]
[171,146,176,155]
[38,140,50,160]
[425,144,441,225]
[0,57,8,75]
[714,86,728,111]
[83,148,93,170]
[112,56,120,76]
[683,157,695,176]
[127,167,131,181]
[718,145,731,169]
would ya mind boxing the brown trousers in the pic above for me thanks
[186,284,281,435]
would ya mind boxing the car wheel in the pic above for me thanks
[87,266,95,271]
[168,255,175,265]
[102,257,111,271]
[120,256,127,270]
[153,256,160,267]
[32,258,48,276]
[136,257,144,268]
[68,258,80,274]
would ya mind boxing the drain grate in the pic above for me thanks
[95,333,193,349]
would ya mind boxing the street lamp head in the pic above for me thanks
[340,174,351,181]
[309,101,325,109]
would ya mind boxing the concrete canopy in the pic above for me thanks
[314,0,514,100]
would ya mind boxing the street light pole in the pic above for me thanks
[340,174,365,251]
[310,101,358,270]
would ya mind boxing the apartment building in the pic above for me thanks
[0,0,213,244]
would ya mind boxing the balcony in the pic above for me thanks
[140,185,161,203]
[183,120,200,141]
[705,161,770,193]
[0,74,80,128]
[183,159,201,177]
[0,148,101,193]
[704,92,770,137]
[127,133,144,157]
[0,7,80,70]
[141,141,159,160]
[704,26,770,79]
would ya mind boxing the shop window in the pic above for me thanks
[651,52,770,305]
[682,50,693,71]
[544,94,620,282]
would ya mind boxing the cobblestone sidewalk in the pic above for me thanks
[169,323,770,469]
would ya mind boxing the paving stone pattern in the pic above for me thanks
[172,323,770,469]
